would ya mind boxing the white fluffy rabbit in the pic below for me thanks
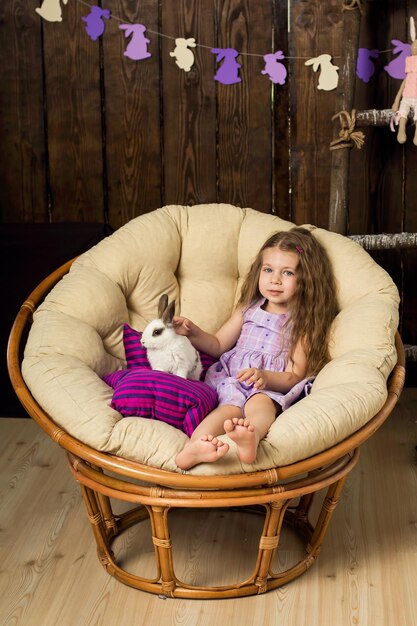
[141,294,202,380]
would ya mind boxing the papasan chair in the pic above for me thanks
[8,204,405,599]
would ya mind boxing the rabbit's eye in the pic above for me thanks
[152,328,164,336]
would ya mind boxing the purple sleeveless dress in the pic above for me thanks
[204,299,313,414]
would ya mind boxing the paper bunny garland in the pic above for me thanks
[34,0,414,97]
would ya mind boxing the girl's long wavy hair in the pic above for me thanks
[237,227,338,376]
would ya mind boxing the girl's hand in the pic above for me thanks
[173,316,195,337]
[236,368,268,390]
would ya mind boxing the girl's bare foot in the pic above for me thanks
[175,435,229,470]
[224,418,258,464]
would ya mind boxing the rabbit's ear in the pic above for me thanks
[305,58,319,71]
[162,300,175,325]
[158,294,169,318]
[410,17,416,42]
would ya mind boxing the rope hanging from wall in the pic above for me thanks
[342,0,364,14]
[330,110,365,150]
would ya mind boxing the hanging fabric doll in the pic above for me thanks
[392,17,417,145]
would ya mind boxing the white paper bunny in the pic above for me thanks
[36,0,68,22]
[169,38,197,72]
[305,54,339,91]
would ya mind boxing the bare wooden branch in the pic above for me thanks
[404,345,417,362]
[355,109,415,127]
[349,232,417,250]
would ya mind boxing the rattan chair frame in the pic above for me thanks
[8,259,405,599]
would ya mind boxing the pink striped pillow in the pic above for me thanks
[103,368,218,437]
[122,324,217,376]
[123,325,151,369]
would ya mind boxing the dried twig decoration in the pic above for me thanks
[330,109,365,150]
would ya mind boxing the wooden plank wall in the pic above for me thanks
[0,0,416,348]
[350,0,417,353]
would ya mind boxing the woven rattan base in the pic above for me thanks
[70,450,358,598]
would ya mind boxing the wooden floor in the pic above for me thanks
[1,388,417,626]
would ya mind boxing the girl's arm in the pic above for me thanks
[236,338,308,394]
[173,307,244,358]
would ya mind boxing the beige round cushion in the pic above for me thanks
[22,204,399,475]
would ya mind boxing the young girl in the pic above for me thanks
[174,227,338,470]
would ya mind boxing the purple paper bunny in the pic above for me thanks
[356,48,379,83]
[261,51,287,84]
[82,6,110,41]
[384,40,411,79]
[211,48,241,84]
[120,24,151,60]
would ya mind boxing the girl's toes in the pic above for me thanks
[224,419,234,433]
